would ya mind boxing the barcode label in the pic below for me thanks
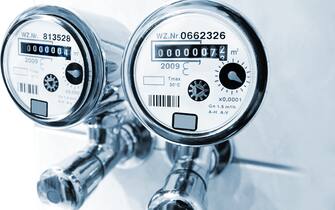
[18,83,38,95]
[148,95,180,108]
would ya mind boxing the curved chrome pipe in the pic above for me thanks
[148,141,233,210]
[37,107,154,209]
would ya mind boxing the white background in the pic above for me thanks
[1,0,335,210]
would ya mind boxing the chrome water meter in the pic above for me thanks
[1,6,129,127]
[123,0,268,145]
[1,6,155,210]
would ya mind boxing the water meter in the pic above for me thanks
[123,0,268,145]
[1,6,129,127]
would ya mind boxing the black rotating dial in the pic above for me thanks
[219,63,246,90]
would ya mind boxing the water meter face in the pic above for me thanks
[124,1,268,145]
[134,13,256,134]
[1,15,92,123]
